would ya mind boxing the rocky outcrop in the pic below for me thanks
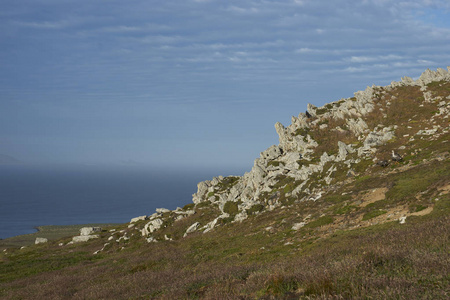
[136,67,450,240]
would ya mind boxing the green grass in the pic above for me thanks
[362,210,387,221]
[305,215,334,228]
[0,223,121,248]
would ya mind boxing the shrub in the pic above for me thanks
[223,201,239,216]
[247,204,264,215]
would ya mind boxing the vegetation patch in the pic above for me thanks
[267,160,284,167]
[223,201,240,216]
[217,176,240,192]
[183,203,195,211]
[247,204,264,215]
[305,215,334,228]
[362,210,387,221]
[195,200,212,209]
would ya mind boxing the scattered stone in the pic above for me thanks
[292,222,306,230]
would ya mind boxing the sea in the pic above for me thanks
[0,164,244,239]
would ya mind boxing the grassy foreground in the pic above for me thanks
[0,192,448,299]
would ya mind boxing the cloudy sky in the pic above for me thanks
[1,0,449,171]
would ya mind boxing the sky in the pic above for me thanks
[1,0,449,172]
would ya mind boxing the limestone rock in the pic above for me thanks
[184,222,200,237]
[35,237,48,244]
[292,222,306,230]
[72,235,99,243]
[130,215,147,223]
[142,218,164,236]
[80,227,102,236]
[347,118,368,135]
[337,141,355,161]
[306,103,317,117]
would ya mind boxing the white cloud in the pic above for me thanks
[226,6,260,14]
[14,20,71,29]
[348,54,403,63]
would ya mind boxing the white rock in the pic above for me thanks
[156,208,170,214]
[72,235,99,243]
[399,216,407,224]
[292,222,306,230]
[130,215,147,223]
[146,237,157,243]
[35,237,48,244]
[184,222,200,237]
[142,218,164,236]
[80,227,102,236]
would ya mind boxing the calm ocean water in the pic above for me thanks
[0,165,241,239]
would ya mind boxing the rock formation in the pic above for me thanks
[131,67,450,242]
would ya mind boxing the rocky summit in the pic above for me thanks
[1,67,449,299]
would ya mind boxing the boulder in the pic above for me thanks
[72,235,99,243]
[35,237,48,244]
[80,227,102,236]
[142,218,164,236]
[184,222,200,237]
[292,222,306,230]
[130,215,147,223]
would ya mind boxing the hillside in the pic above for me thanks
[1,67,449,299]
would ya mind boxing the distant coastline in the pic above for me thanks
[0,223,122,249]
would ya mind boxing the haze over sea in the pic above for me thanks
[0,164,244,240]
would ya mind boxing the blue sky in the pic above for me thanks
[1,0,449,172]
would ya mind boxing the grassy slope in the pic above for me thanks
[1,81,449,299]
[1,162,448,299]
